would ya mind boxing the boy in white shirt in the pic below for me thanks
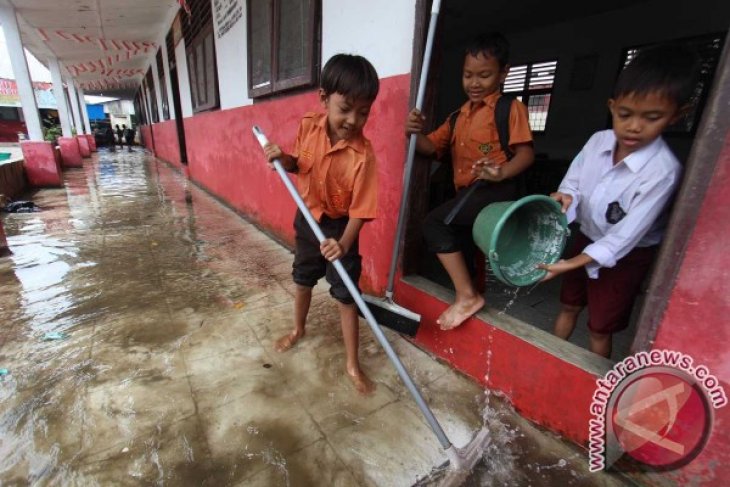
[539,45,698,357]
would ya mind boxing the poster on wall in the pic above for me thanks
[0,78,57,109]
[214,0,243,39]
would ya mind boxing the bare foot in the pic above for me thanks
[346,367,376,395]
[274,330,304,352]
[437,295,486,331]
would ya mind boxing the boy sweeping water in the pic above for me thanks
[263,54,379,394]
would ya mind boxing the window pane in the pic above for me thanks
[250,0,272,89]
[527,94,551,131]
[503,65,527,93]
[529,61,557,90]
[277,0,311,80]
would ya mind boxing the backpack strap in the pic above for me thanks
[447,109,460,144]
[495,94,515,161]
[447,96,514,160]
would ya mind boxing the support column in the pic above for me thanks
[151,54,165,122]
[161,40,176,120]
[66,80,84,135]
[48,58,73,137]
[0,6,43,141]
[66,81,90,157]
[77,87,96,151]
[78,87,92,133]
[49,60,81,167]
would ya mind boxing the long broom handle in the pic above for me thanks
[385,0,442,299]
[253,126,453,451]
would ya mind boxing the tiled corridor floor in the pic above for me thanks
[0,149,633,486]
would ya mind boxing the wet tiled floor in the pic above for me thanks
[0,149,634,486]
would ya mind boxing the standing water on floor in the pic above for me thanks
[0,150,631,486]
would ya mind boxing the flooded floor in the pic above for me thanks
[0,150,632,486]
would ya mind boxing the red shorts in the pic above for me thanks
[560,232,656,335]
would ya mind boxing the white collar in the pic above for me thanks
[598,131,664,173]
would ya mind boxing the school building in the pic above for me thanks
[1,0,728,484]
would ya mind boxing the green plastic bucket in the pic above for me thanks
[472,194,569,287]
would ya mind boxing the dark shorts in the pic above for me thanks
[423,179,518,254]
[560,232,656,335]
[292,210,361,305]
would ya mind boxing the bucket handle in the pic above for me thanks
[489,250,499,262]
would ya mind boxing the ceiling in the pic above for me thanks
[439,0,644,48]
[2,0,180,99]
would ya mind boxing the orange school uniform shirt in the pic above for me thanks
[427,91,533,190]
[292,113,378,222]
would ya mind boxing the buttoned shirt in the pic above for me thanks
[427,91,533,189]
[292,113,377,222]
[559,130,682,278]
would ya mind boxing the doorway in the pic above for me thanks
[403,0,729,361]
[166,30,188,165]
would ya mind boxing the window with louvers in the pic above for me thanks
[183,0,219,112]
[503,60,558,132]
[247,0,319,98]
[157,50,170,120]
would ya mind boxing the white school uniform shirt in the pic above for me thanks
[559,130,682,279]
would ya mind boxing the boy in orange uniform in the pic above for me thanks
[263,54,379,394]
[406,33,534,330]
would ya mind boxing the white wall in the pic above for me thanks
[175,39,194,118]
[322,0,416,79]
[212,0,251,110]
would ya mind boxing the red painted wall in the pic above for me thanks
[152,120,182,168]
[58,137,82,168]
[77,135,91,158]
[181,75,410,293]
[396,281,597,442]
[651,131,730,485]
[140,125,154,152]
[20,140,62,187]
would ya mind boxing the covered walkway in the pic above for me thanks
[0,149,628,485]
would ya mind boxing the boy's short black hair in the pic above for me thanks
[613,44,700,107]
[465,33,510,69]
[320,54,379,102]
